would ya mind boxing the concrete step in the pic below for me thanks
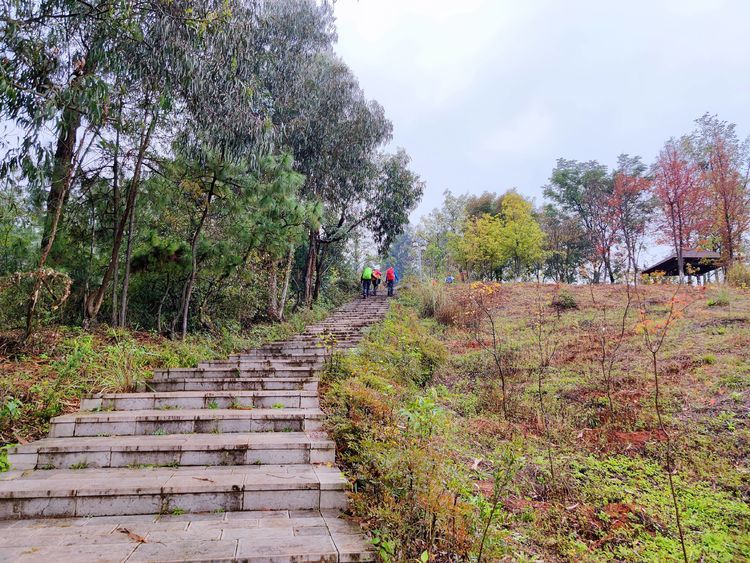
[303,330,363,336]
[198,358,325,369]
[291,333,364,339]
[0,465,349,519]
[151,366,314,381]
[8,432,335,470]
[228,352,328,362]
[81,390,318,411]
[259,342,331,350]
[49,409,325,437]
[146,377,318,392]
[200,362,324,373]
[236,353,329,362]
[0,510,374,562]
[250,342,361,353]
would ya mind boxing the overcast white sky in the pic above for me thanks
[333,0,750,222]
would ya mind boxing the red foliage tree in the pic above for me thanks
[652,139,710,280]
[611,155,652,280]
[692,115,750,266]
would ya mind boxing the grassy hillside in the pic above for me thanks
[323,282,750,561]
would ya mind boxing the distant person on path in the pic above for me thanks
[372,267,382,295]
[361,265,373,298]
[386,265,396,297]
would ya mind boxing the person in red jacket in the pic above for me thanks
[385,266,396,297]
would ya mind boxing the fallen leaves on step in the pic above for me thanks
[118,528,147,543]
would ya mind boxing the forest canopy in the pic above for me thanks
[0,0,424,338]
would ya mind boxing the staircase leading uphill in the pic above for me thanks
[1,296,390,562]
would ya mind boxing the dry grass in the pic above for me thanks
[428,281,750,560]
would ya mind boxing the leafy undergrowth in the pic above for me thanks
[0,302,339,453]
[325,283,750,561]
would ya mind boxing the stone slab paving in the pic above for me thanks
[0,510,373,562]
[47,408,325,437]
[9,432,335,470]
[80,390,320,411]
[2,296,390,561]
[147,377,318,392]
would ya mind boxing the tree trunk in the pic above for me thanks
[604,250,615,284]
[110,98,122,326]
[303,229,318,308]
[267,259,279,321]
[119,195,137,326]
[83,197,97,323]
[278,245,294,321]
[157,275,171,334]
[24,86,85,340]
[180,174,217,339]
[592,264,601,284]
[85,109,157,322]
[312,242,327,302]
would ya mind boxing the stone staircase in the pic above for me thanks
[1,296,390,562]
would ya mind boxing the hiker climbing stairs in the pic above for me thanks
[1,296,390,562]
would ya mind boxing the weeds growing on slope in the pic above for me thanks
[329,281,750,561]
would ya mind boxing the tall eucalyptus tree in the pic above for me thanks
[2,0,140,336]
[84,0,281,325]
[277,53,392,304]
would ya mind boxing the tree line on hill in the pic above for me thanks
[405,113,750,284]
[0,0,423,339]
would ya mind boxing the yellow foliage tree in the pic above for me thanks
[498,192,546,279]
[449,191,546,280]
[451,214,503,278]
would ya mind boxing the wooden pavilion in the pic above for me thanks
[641,249,721,281]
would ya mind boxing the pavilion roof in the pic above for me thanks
[642,249,721,276]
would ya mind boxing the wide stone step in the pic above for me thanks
[81,390,318,411]
[151,368,314,382]
[0,465,348,519]
[8,432,335,470]
[245,343,359,355]
[147,377,318,392]
[259,342,330,350]
[305,327,364,332]
[195,362,324,373]
[228,351,328,362]
[198,357,325,369]
[290,333,363,340]
[312,325,366,329]
[238,352,328,361]
[49,409,325,437]
[0,510,374,562]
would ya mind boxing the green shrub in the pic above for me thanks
[707,288,731,307]
[700,354,717,365]
[552,290,578,311]
[0,269,72,331]
[0,444,12,472]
